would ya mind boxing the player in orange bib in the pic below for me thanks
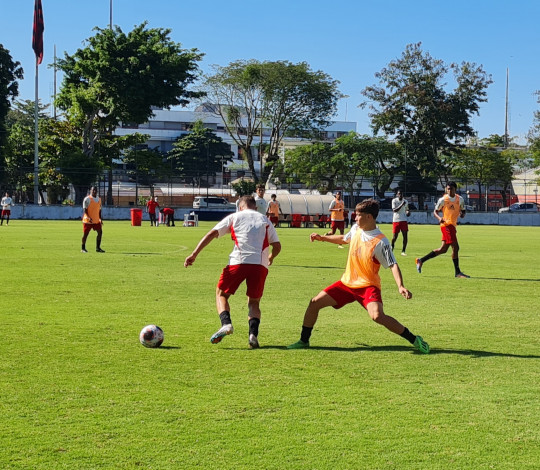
[81,186,105,253]
[266,194,283,227]
[415,182,470,278]
[287,199,429,353]
[326,191,345,236]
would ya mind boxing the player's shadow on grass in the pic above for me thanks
[158,345,181,350]
[263,344,540,358]
[470,276,540,282]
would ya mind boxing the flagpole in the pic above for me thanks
[32,0,44,204]
[34,59,39,204]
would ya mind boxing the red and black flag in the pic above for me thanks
[32,0,44,65]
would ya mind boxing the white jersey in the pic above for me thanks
[1,197,13,209]
[435,194,464,211]
[344,224,396,269]
[392,197,409,222]
[83,195,100,209]
[213,209,279,267]
[254,196,267,215]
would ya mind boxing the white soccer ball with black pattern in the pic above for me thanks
[139,324,164,348]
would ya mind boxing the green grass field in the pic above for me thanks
[1,219,539,469]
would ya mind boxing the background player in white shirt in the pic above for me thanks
[184,195,281,349]
[391,190,410,256]
[254,184,267,215]
[1,192,14,225]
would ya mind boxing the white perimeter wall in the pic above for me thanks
[7,205,540,227]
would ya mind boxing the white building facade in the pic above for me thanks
[115,106,356,181]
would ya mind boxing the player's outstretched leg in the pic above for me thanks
[249,334,260,349]
[210,324,234,344]
[413,336,430,354]
[415,258,423,273]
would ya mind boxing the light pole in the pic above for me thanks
[341,94,350,121]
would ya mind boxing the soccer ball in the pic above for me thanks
[139,324,164,348]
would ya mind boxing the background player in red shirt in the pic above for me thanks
[159,207,175,226]
[146,196,160,226]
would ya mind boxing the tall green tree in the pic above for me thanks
[5,100,49,202]
[167,120,233,187]
[280,142,337,192]
[528,91,540,169]
[202,60,340,183]
[362,43,492,202]
[449,147,514,210]
[0,45,24,184]
[123,146,168,199]
[334,133,402,202]
[56,22,204,203]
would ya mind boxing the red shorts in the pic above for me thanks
[392,221,408,234]
[1,210,10,217]
[83,223,102,234]
[324,280,382,310]
[269,215,279,225]
[330,220,345,232]
[218,264,268,299]
[440,224,457,244]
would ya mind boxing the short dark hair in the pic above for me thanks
[355,199,379,219]
[447,181,457,190]
[239,195,256,209]
[271,194,277,198]
[256,184,265,191]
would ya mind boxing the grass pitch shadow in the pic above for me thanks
[471,276,540,282]
[253,344,540,358]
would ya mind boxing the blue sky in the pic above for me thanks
[2,0,539,142]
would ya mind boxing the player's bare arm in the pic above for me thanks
[390,263,412,300]
[268,241,282,266]
[434,209,444,224]
[310,233,347,244]
[184,230,219,267]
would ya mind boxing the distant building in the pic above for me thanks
[115,106,356,181]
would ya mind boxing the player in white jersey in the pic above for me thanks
[391,189,410,255]
[1,192,14,225]
[184,195,281,349]
[254,184,267,215]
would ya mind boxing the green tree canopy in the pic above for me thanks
[56,22,204,203]
[278,133,401,203]
[0,44,24,184]
[167,120,233,187]
[57,22,204,156]
[528,91,540,169]
[202,60,340,182]
[448,147,515,209]
[362,43,492,197]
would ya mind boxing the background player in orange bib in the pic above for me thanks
[266,194,283,227]
[415,182,470,278]
[288,199,429,353]
[326,191,345,236]
[81,186,105,253]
